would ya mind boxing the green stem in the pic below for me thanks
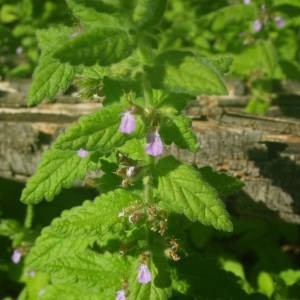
[24,204,34,229]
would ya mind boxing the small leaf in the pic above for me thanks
[53,103,145,152]
[160,115,199,152]
[54,27,135,66]
[133,0,167,29]
[155,156,233,231]
[21,149,96,204]
[147,51,227,96]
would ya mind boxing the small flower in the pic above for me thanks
[16,46,23,55]
[118,210,125,218]
[128,214,134,223]
[11,249,22,264]
[253,19,262,32]
[145,130,163,157]
[126,166,135,177]
[243,0,250,4]
[119,111,136,134]
[137,264,152,284]
[116,290,126,300]
[25,269,36,277]
[38,288,45,297]
[77,148,88,158]
[274,16,285,29]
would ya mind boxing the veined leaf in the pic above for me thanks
[133,0,167,29]
[54,27,135,66]
[206,56,233,74]
[26,189,138,269]
[155,156,233,232]
[160,115,199,152]
[21,149,96,204]
[28,55,75,106]
[54,103,145,151]
[118,139,148,162]
[147,50,227,96]
[28,27,76,106]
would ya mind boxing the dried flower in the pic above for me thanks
[145,130,163,157]
[77,148,88,158]
[11,249,22,264]
[116,290,126,300]
[253,19,262,32]
[275,16,285,29]
[137,264,152,284]
[126,166,135,177]
[120,111,136,134]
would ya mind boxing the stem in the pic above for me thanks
[24,204,34,229]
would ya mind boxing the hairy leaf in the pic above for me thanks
[155,157,233,232]
[26,189,138,269]
[133,0,167,29]
[55,27,134,66]
[54,103,145,151]
[21,149,96,204]
[160,115,199,152]
[147,51,227,96]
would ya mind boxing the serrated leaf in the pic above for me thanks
[0,219,22,237]
[21,149,96,204]
[118,139,148,161]
[26,189,138,269]
[147,51,227,96]
[54,27,134,66]
[160,115,199,152]
[206,56,233,74]
[199,167,244,197]
[155,156,233,232]
[133,0,167,29]
[28,55,75,106]
[54,103,145,152]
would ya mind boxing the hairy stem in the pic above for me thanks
[24,204,34,229]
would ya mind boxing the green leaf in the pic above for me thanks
[133,0,167,29]
[28,27,76,106]
[0,219,22,238]
[54,27,135,66]
[206,56,233,74]
[21,149,96,204]
[279,270,300,286]
[155,156,233,231]
[28,55,75,106]
[26,189,138,269]
[198,167,244,197]
[160,115,199,152]
[118,139,148,161]
[147,51,227,96]
[53,103,145,152]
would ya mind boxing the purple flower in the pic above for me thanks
[253,19,262,32]
[243,0,250,5]
[16,46,23,55]
[77,148,88,158]
[11,249,22,264]
[137,264,152,284]
[145,130,163,157]
[275,16,285,29]
[25,269,36,277]
[116,290,126,300]
[119,111,136,134]
[126,166,135,177]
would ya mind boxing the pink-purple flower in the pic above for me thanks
[253,19,262,32]
[243,0,250,5]
[145,130,163,157]
[120,111,136,134]
[274,16,285,29]
[137,263,152,284]
[116,290,126,300]
[11,249,22,264]
[77,148,88,158]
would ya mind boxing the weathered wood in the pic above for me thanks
[1,80,300,224]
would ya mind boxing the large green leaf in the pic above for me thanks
[133,0,167,29]
[26,189,137,269]
[147,51,227,96]
[155,157,233,232]
[54,27,135,66]
[21,149,96,204]
[53,103,145,151]
[160,115,199,152]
